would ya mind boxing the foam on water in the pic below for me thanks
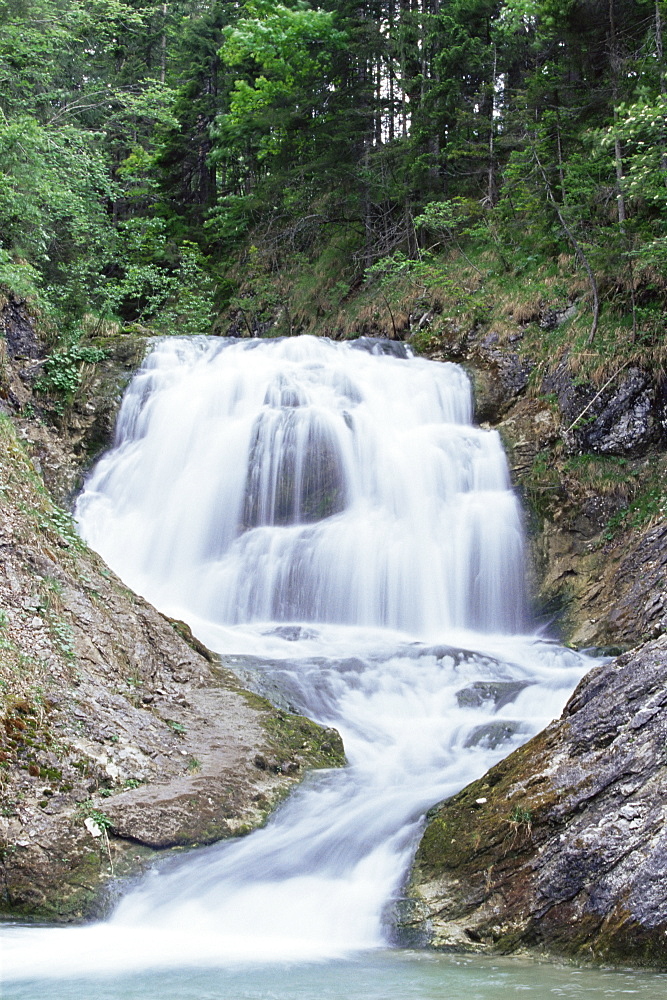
[75,335,525,633]
[2,336,593,982]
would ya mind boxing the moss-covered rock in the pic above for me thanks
[405,636,667,969]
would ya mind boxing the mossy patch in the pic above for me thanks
[262,709,345,770]
[166,616,217,663]
[214,661,346,772]
[415,727,557,879]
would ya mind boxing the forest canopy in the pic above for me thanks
[1,0,666,346]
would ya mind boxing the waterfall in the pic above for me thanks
[2,335,592,983]
[76,335,526,634]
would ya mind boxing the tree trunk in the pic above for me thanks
[388,0,396,142]
[533,150,600,345]
[609,0,637,338]
[608,0,627,225]
[485,44,498,207]
[655,2,667,183]
[160,3,167,85]
[554,97,566,201]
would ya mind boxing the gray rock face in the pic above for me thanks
[456,680,529,710]
[1,299,42,360]
[543,363,666,456]
[604,522,667,643]
[350,336,412,358]
[539,304,577,330]
[462,720,523,749]
[405,636,667,967]
[1,306,149,505]
[469,347,534,423]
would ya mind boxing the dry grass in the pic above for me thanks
[80,314,122,340]
[218,230,666,396]
[562,455,639,500]
[509,300,543,324]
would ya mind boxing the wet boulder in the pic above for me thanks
[462,720,523,749]
[403,635,667,967]
[456,680,530,710]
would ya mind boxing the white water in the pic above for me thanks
[2,335,594,985]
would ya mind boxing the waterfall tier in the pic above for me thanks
[77,335,526,635]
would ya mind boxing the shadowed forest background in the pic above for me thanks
[2,0,667,370]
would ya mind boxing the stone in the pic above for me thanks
[543,363,666,457]
[463,720,523,749]
[469,349,534,423]
[0,299,42,360]
[456,681,530,710]
[405,637,667,968]
[0,413,345,921]
[84,818,103,838]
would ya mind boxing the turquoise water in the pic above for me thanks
[5,950,667,1000]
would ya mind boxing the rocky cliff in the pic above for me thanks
[404,635,667,967]
[3,295,666,963]
[408,315,667,967]
[429,322,667,652]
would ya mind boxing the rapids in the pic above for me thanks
[2,335,595,985]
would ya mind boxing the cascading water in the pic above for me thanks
[76,334,526,634]
[2,335,595,990]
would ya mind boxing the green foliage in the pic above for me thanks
[85,808,114,831]
[0,251,41,300]
[217,0,346,163]
[39,505,82,547]
[509,805,533,825]
[604,96,667,210]
[49,618,75,660]
[157,242,217,336]
[0,115,115,308]
[100,221,215,332]
[604,472,667,540]
[368,251,458,296]
[101,218,177,323]
[35,345,107,401]
[0,610,11,652]
[0,0,665,359]
[0,0,201,332]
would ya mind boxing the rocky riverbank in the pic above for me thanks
[2,295,666,963]
[0,303,344,921]
[403,634,667,967]
[425,319,667,651]
[407,317,667,967]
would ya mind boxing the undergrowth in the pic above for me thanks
[220,233,667,390]
[602,464,667,540]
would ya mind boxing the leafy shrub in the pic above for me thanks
[35,345,107,401]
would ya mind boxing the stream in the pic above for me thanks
[2,336,665,998]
